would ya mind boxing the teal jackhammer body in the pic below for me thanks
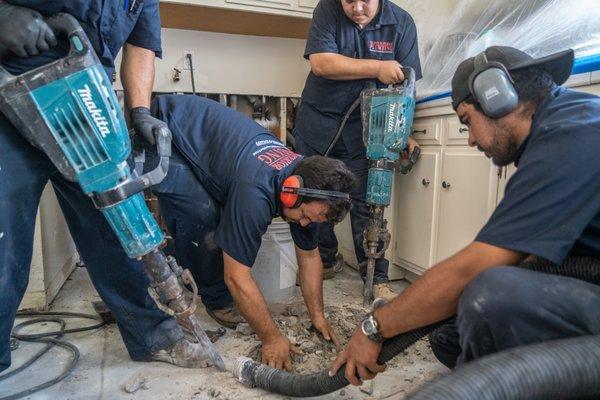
[0,14,224,370]
[361,68,417,306]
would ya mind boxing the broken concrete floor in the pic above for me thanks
[2,265,447,399]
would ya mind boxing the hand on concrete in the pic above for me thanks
[329,327,385,386]
[376,61,405,85]
[312,316,341,350]
[261,334,303,372]
[0,3,57,57]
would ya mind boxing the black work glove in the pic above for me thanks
[130,107,170,148]
[0,3,57,57]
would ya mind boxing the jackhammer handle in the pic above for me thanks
[0,13,89,85]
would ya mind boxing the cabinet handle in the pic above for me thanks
[422,178,430,187]
[459,127,469,133]
[442,181,451,189]
[413,129,427,135]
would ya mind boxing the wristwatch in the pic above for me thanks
[361,313,384,343]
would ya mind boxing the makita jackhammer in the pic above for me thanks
[0,14,224,370]
[325,68,418,307]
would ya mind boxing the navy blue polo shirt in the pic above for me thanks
[294,0,422,157]
[477,87,600,264]
[1,0,162,78]
[151,95,318,267]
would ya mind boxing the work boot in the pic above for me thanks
[322,266,335,280]
[206,305,245,329]
[147,338,211,368]
[373,283,397,301]
[333,253,345,273]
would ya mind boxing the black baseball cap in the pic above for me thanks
[451,46,575,109]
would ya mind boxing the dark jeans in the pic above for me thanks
[0,115,182,372]
[147,150,233,311]
[294,136,389,283]
[429,266,600,369]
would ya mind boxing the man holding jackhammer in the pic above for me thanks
[331,46,600,385]
[0,1,212,372]
[293,0,422,297]
[137,94,356,371]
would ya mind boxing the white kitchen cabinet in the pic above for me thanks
[392,108,499,275]
[435,148,498,262]
[393,149,440,274]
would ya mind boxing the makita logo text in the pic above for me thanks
[387,103,397,132]
[78,85,110,137]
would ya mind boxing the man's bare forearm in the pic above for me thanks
[310,53,381,80]
[375,242,525,338]
[223,253,281,342]
[120,43,155,111]
[296,247,325,320]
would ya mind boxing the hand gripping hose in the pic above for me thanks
[233,321,444,397]
[233,256,599,398]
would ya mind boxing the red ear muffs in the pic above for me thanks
[280,175,304,208]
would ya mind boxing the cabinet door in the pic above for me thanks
[435,149,498,263]
[393,149,441,274]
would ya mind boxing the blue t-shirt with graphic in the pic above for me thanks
[152,95,318,266]
[294,0,422,156]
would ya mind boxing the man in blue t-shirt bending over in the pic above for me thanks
[330,47,600,386]
[144,95,356,371]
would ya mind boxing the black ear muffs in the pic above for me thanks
[468,51,519,118]
[280,175,350,209]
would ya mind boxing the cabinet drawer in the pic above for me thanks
[445,117,470,145]
[412,118,442,145]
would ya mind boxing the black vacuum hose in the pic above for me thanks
[233,321,443,397]
[405,334,600,400]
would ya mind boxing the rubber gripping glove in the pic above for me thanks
[0,3,57,57]
[130,107,169,148]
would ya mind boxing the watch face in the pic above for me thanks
[362,317,376,335]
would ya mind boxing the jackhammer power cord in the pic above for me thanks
[0,311,106,400]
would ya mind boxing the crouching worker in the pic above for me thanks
[330,46,600,385]
[136,95,356,371]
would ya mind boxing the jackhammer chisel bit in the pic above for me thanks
[143,250,226,371]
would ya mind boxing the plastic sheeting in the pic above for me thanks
[416,0,600,102]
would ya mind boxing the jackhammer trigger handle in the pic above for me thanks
[45,13,90,56]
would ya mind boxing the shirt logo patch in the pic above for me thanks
[369,41,394,54]
[253,141,300,170]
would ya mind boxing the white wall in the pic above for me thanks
[115,28,311,97]
[112,1,459,97]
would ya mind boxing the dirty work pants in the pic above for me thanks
[294,136,389,283]
[428,266,600,369]
[146,149,233,311]
[0,114,183,372]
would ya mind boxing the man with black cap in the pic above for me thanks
[329,46,600,385]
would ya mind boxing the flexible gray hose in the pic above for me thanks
[233,321,443,397]
[405,334,600,400]
[233,256,599,398]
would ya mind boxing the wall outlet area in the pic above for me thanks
[183,50,195,70]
